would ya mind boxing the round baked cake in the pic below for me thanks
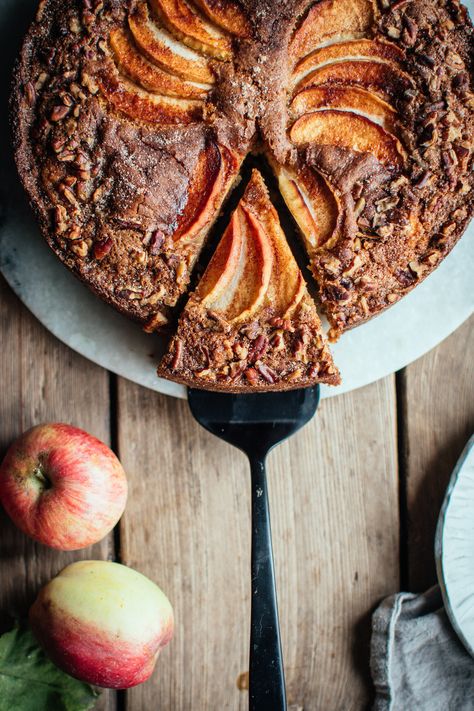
[12,0,474,390]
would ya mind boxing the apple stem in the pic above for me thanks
[33,464,52,491]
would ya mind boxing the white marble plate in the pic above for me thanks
[436,436,474,658]
[0,0,473,400]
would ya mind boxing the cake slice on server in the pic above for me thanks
[158,170,340,391]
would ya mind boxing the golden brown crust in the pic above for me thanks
[11,0,474,389]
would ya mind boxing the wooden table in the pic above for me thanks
[0,274,473,710]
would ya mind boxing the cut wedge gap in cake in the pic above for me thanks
[158,169,340,391]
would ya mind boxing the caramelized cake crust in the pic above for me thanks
[12,0,474,388]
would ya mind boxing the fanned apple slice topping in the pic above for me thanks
[158,170,340,390]
[192,0,250,38]
[149,0,233,59]
[99,73,204,124]
[110,28,209,99]
[293,38,404,85]
[173,142,241,242]
[129,2,215,83]
[199,174,311,323]
[294,60,413,104]
[291,0,378,61]
[273,162,341,252]
[200,205,273,322]
[291,86,398,133]
[290,110,405,169]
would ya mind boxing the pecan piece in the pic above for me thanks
[240,322,260,339]
[230,360,246,380]
[248,334,268,362]
[50,105,70,122]
[245,368,259,385]
[256,363,277,384]
[93,237,113,260]
[395,268,415,287]
[24,82,36,106]
[148,229,165,255]
[171,339,183,370]
[143,312,168,333]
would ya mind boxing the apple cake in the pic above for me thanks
[158,169,340,390]
[12,0,474,388]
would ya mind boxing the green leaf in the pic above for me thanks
[0,626,100,711]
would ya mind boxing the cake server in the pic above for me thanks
[188,385,320,711]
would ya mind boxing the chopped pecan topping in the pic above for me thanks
[256,363,277,384]
[249,334,268,362]
[244,368,259,385]
[50,105,70,122]
[93,238,113,260]
[171,339,183,370]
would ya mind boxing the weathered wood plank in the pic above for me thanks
[118,374,399,710]
[0,277,115,710]
[401,315,474,592]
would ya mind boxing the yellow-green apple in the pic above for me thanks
[29,561,174,689]
[0,424,127,550]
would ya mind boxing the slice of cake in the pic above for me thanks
[158,170,340,391]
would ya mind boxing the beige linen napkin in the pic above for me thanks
[371,586,474,710]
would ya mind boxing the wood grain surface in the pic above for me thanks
[0,270,472,710]
[400,315,474,592]
[0,277,115,711]
[117,376,398,710]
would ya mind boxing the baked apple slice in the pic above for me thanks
[292,38,404,85]
[290,110,405,169]
[109,28,209,99]
[129,2,214,83]
[139,140,240,333]
[290,0,377,61]
[290,86,398,134]
[158,169,340,391]
[99,73,204,124]
[149,0,232,59]
[294,59,413,103]
[173,142,241,242]
[192,0,250,37]
[272,161,341,252]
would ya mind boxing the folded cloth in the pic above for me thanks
[371,586,474,711]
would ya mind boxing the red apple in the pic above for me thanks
[30,560,174,689]
[0,423,127,550]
